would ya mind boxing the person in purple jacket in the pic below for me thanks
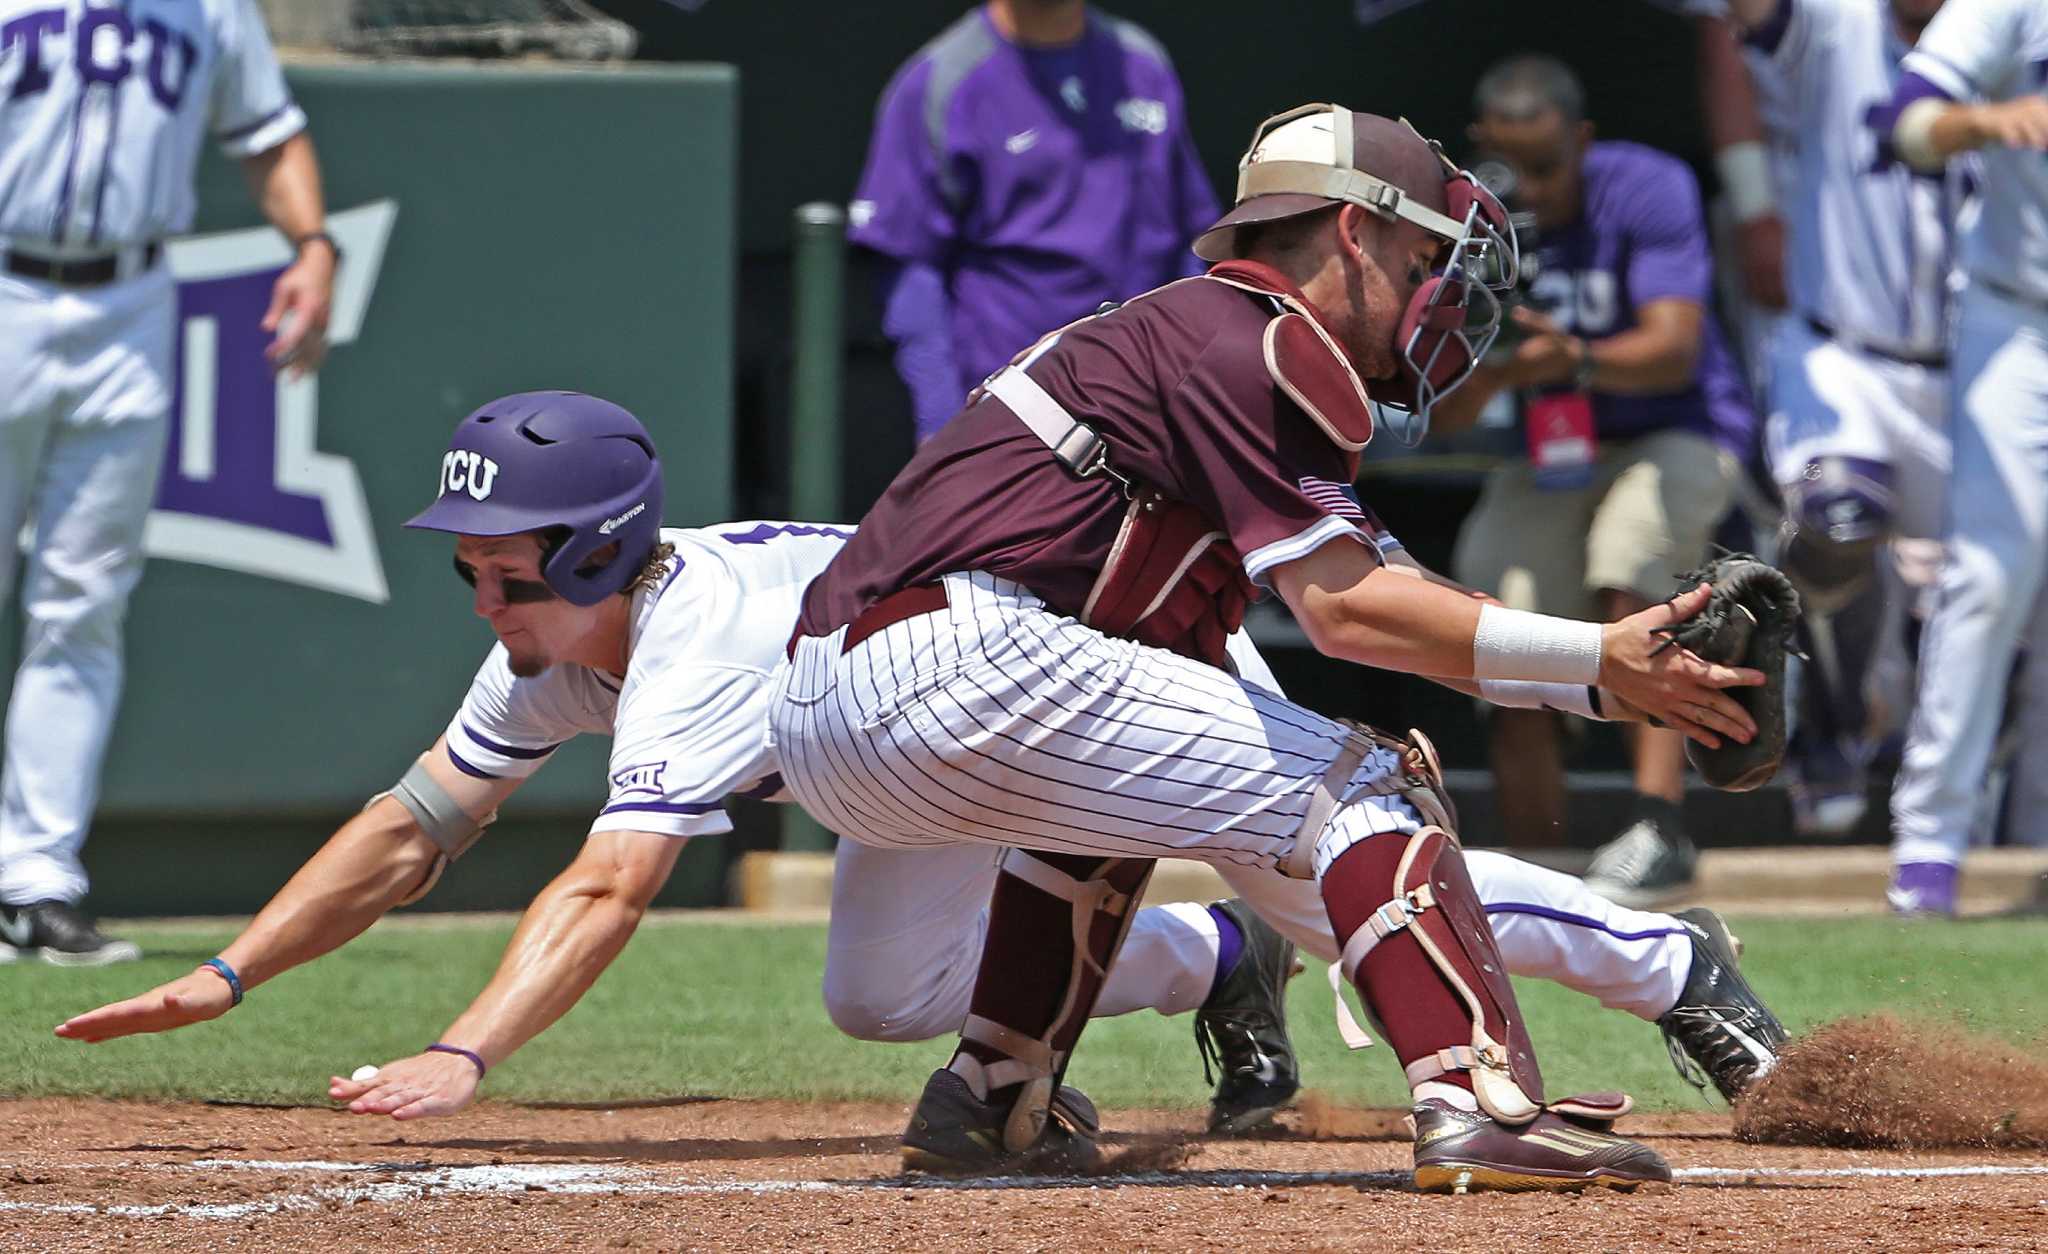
[846,1,1219,443]
[1433,54,1760,907]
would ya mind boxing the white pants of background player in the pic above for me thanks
[1765,317,1949,746]
[788,572,1694,1042]
[1894,283,2048,862]
[0,266,173,906]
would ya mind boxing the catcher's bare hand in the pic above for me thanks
[329,1049,481,1121]
[53,968,238,1043]
[1598,584,1765,747]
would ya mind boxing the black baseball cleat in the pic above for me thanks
[1657,907,1789,1102]
[0,901,140,967]
[1194,898,1303,1134]
[1583,820,1698,908]
[900,1068,1101,1175]
[1410,1099,1672,1194]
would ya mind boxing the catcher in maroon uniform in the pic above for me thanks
[773,104,1764,1192]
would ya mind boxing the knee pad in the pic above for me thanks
[950,849,1155,1151]
[1281,721,1454,881]
[1779,456,1894,614]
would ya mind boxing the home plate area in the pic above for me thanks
[0,1099,2043,1251]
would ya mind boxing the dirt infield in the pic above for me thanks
[2,1098,2045,1251]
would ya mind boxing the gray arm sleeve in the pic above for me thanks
[386,757,492,861]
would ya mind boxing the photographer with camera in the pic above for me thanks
[1433,54,1757,905]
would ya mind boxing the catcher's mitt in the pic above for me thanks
[1654,554,1801,791]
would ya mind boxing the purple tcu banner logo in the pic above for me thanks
[149,201,397,603]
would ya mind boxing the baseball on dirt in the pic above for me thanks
[350,1064,380,1083]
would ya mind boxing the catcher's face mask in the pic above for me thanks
[1196,104,1520,447]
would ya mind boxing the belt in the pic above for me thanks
[3,241,161,288]
[787,582,949,660]
[1802,316,1947,369]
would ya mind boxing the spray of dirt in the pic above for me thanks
[1735,1014,2048,1150]
[1290,1091,1411,1141]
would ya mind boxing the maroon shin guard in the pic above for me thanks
[951,851,1156,1101]
[1319,828,1546,1119]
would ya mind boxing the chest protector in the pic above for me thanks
[977,261,1374,669]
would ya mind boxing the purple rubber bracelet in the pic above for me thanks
[427,1043,487,1077]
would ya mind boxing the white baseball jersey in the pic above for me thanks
[1902,0,2048,303]
[1753,0,1964,353]
[0,0,303,249]
[442,523,853,840]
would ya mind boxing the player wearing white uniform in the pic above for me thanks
[57,392,1788,1140]
[0,0,335,963]
[1873,0,2048,913]
[1725,0,1959,838]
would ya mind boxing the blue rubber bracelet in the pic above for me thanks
[428,1042,487,1078]
[201,958,244,1007]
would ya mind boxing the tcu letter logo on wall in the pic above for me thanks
[148,202,398,603]
[441,450,500,501]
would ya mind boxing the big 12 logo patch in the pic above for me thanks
[148,201,397,603]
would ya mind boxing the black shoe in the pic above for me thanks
[1410,1099,1672,1194]
[1583,820,1697,908]
[1194,898,1302,1134]
[1656,907,1788,1102]
[0,901,140,967]
[900,1067,1101,1175]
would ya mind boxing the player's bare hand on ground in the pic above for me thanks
[263,244,335,377]
[53,968,236,1043]
[1598,584,1765,747]
[330,1050,480,1120]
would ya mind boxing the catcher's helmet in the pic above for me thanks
[406,390,663,606]
[1194,104,1518,447]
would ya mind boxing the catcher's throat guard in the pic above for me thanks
[1203,103,1520,448]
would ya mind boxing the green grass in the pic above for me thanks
[2,914,2042,1112]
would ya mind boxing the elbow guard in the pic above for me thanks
[1894,98,1948,173]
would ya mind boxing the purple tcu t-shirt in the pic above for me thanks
[1525,141,1755,454]
[848,8,1220,404]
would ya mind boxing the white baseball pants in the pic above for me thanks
[1892,283,2048,865]
[0,265,173,906]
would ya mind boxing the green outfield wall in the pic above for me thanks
[23,64,741,913]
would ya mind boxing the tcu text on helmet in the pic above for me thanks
[440,450,501,501]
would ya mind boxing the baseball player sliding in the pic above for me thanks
[0,0,335,963]
[773,105,1776,1191]
[57,391,1786,1147]
[1870,0,2048,912]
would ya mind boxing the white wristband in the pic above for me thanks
[1472,604,1604,685]
[1714,141,1778,225]
[1894,98,1948,173]
[1477,680,1605,721]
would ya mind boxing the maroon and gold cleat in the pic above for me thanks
[1410,1099,1672,1194]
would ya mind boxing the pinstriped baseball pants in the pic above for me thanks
[771,571,1422,877]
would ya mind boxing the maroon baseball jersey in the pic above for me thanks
[797,271,1388,637]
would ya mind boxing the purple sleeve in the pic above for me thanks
[1623,161,1713,307]
[1170,100,1221,280]
[876,259,968,443]
[846,58,959,264]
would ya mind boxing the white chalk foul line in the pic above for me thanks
[2,1158,2046,1221]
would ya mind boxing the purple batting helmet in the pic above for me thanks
[406,391,663,606]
